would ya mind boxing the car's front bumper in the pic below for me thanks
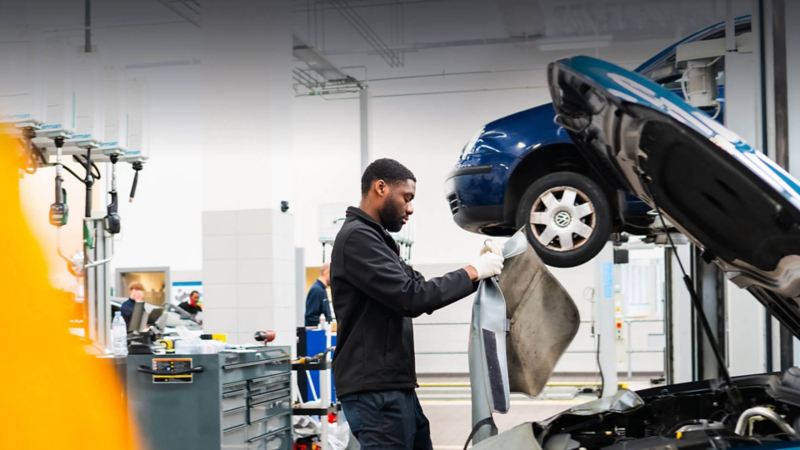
[445,163,511,234]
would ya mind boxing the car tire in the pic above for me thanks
[515,171,612,267]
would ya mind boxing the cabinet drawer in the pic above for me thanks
[249,413,291,438]
[248,388,290,411]
[223,406,248,430]
[222,424,247,449]
[246,426,291,450]
[224,381,247,393]
[249,395,290,426]
[249,372,291,395]
[222,388,248,411]
[222,358,290,384]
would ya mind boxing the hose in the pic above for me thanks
[735,406,799,439]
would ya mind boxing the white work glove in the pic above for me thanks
[480,239,503,256]
[469,240,504,280]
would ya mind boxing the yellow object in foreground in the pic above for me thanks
[208,333,228,343]
[0,129,139,449]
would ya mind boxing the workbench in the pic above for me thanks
[126,346,291,450]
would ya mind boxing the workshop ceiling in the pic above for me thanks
[292,0,750,58]
[0,0,750,46]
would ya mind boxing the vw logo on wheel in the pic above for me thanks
[554,210,572,228]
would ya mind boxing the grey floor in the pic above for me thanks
[417,375,658,449]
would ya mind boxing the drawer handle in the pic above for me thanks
[137,365,205,376]
[246,425,291,443]
[222,359,288,371]
[250,382,291,395]
[249,408,291,424]
[224,406,247,415]
[223,389,247,399]
[249,390,290,405]
[250,373,291,385]
[223,423,247,433]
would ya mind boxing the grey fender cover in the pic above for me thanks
[500,230,580,396]
[471,423,541,450]
[469,230,580,443]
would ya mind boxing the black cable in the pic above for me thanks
[596,333,604,398]
[72,154,101,179]
[463,417,498,450]
[19,129,47,172]
[620,218,667,231]
[61,164,83,183]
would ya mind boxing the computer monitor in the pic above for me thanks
[128,301,145,333]
[128,302,166,333]
[150,307,167,331]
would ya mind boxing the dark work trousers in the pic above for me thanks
[340,390,433,450]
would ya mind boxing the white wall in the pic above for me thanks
[724,49,769,376]
[5,0,295,275]
[202,209,296,347]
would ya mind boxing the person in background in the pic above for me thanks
[178,290,203,317]
[304,263,332,327]
[120,281,145,329]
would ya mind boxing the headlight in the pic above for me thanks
[461,128,485,157]
[444,176,455,195]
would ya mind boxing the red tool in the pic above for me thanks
[254,330,276,344]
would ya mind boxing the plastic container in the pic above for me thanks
[175,338,203,354]
[111,311,128,356]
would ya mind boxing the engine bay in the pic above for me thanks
[535,370,800,449]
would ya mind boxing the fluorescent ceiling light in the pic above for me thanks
[293,35,351,83]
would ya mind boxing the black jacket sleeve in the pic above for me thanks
[342,227,475,317]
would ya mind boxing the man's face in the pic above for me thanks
[131,289,144,302]
[378,179,416,232]
[190,293,199,304]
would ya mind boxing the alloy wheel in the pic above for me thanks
[529,186,596,252]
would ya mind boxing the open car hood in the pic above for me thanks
[547,55,800,338]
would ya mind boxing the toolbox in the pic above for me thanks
[126,346,291,450]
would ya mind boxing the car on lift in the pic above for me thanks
[445,17,751,267]
[472,54,800,449]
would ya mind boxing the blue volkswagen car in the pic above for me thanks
[446,17,750,267]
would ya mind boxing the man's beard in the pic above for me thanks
[379,200,405,232]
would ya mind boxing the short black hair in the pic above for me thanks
[360,158,416,195]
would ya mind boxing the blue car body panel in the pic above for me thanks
[449,105,566,220]
[448,17,750,235]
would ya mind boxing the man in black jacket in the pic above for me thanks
[331,158,504,449]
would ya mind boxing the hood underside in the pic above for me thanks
[547,55,800,337]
